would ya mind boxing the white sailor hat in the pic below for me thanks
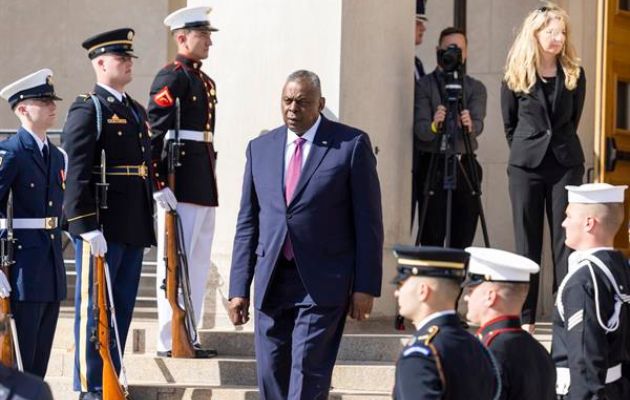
[566,183,627,204]
[0,69,62,109]
[463,247,539,286]
[164,6,219,32]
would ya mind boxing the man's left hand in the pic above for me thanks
[460,109,473,133]
[348,292,374,321]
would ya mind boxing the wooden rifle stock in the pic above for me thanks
[94,255,126,399]
[165,172,195,358]
[0,276,13,367]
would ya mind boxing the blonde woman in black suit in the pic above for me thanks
[501,2,585,334]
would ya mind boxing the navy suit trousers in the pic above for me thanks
[255,257,348,400]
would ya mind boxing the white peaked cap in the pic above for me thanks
[164,6,218,32]
[465,247,540,283]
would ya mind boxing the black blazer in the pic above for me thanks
[501,66,585,168]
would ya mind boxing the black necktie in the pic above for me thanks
[123,95,139,123]
[42,143,49,165]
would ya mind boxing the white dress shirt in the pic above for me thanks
[22,126,48,155]
[97,83,126,102]
[413,310,456,332]
[284,115,321,176]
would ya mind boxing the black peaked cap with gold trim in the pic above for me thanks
[82,28,137,59]
[392,245,469,284]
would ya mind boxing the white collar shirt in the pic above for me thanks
[284,115,321,175]
[414,310,456,332]
[97,83,126,103]
[22,126,48,155]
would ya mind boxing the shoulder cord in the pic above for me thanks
[584,254,630,333]
[557,254,630,333]
[89,94,103,141]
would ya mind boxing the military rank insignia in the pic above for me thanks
[154,86,174,108]
[107,114,127,124]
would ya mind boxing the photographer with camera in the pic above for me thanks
[413,27,487,249]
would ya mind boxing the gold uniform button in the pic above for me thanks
[48,201,53,207]
[50,233,55,240]
[181,151,186,156]
[118,131,123,136]
[210,89,216,96]
[206,124,210,130]
[141,146,145,152]
[30,183,35,188]
[155,173,159,177]
[192,96,197,101]
[138,133,142,138]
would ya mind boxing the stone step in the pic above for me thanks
[46,379,391,400]
[46,350,395,392]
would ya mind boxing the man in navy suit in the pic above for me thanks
[0,69,66,377]
[229,70,383,400]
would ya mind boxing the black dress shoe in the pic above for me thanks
[156,348,218,358]
[79,392,103,400]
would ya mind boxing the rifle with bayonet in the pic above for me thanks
[163,97,198,357]
[0,191,24,371]
[92,150,127,399]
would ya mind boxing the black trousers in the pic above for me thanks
[508,151,583,324]
[415,151,482,249]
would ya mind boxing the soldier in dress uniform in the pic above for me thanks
[147,5,219,358]
[0,69,66,378]
[552,183,630,400]
[463,247,556,400]
[62,28,155,399]
[392,246,500,400]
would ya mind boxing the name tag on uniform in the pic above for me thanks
[108,114,127,124]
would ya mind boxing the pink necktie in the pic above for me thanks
[282,137,305,260]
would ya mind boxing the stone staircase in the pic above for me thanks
[50,237,553,399]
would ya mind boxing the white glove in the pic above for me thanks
[153,187,177,211]
[0,270,11,299]
[80,230,107,257]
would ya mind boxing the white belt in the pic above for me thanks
[556,364,622,395]
[0,217,58,230]
[165,129,213,143]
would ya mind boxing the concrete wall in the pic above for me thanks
[0,0,600,324]
[0,0,171,128]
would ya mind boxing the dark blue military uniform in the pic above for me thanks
[391,246,500,400]
[478,316,555,400]
[0,363,54,400]
[394,312,499,400]
[62,28,155,395]
[0,128,66,377]
[552,249,630,399]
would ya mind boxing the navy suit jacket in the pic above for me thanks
[229,116,383,309]
[0,128,66,302]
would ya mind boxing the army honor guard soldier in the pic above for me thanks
[62,28,155,399]
[392,246,500,400]
[148,5,219,358]
[552,183,630,400]
[463,247,556,400]
[0,69,66,378]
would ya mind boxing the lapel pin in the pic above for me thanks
[107,96,115,103]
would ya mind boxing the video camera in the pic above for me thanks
[437,44,464,104]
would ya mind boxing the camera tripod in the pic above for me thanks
[414,77,489,249]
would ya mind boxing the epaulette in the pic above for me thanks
[78,92,95,102]
[402,325,440,358]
